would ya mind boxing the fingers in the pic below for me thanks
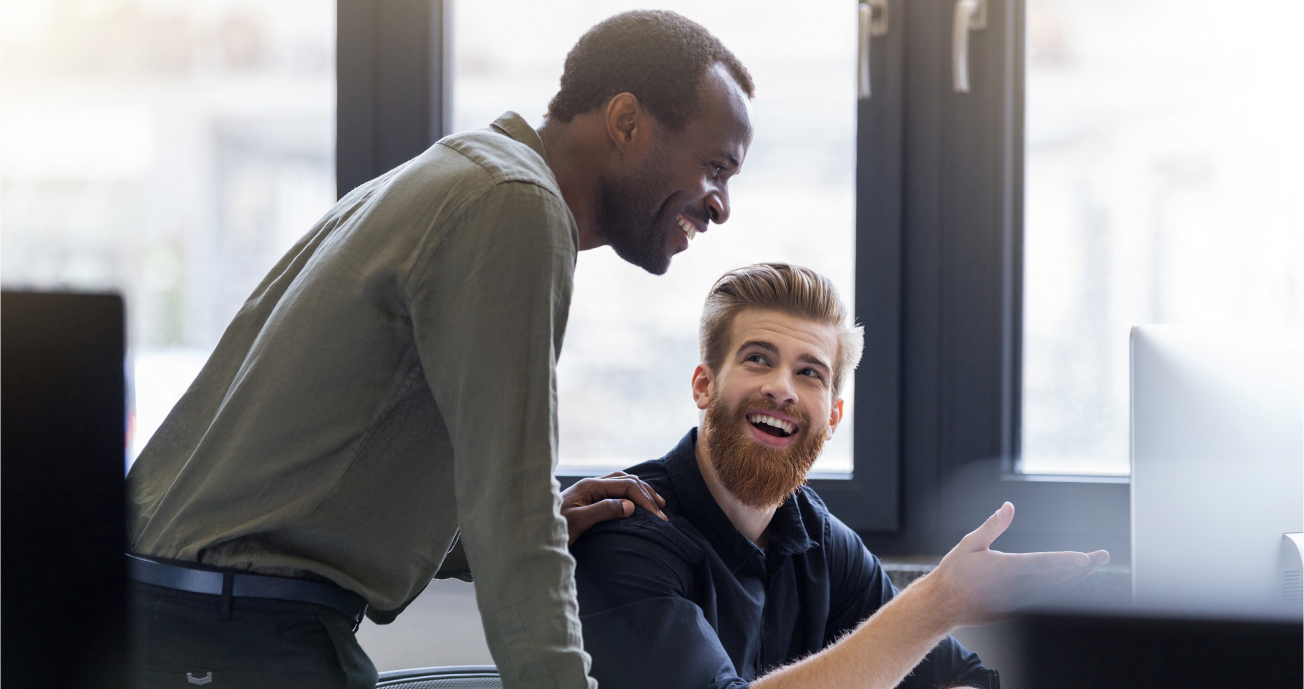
[624,473,666,506]
[581,474,667,520]
[1017,562,1102,604]
[961,502,1014,551]
[564,499,634,545]
[1000,550,1092,573]
[600,472,666,506]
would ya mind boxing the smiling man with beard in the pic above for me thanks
[570,264,1110,689]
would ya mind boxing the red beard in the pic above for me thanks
[702,394,827,509]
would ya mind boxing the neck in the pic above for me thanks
[695,431,778,548]
[536,117,606,251]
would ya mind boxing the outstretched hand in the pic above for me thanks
[560,471,668,545]
[928,502,1109,627]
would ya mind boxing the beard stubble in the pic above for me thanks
[597,138,677,275]
[702,393,828,510]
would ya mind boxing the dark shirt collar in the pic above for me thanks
[664,429,819,573]
[490,111,548,163]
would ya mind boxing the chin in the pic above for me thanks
[642,257,672,276]
[610,238,672,276]
[631,248,673,276]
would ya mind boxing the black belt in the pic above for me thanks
[127,553,368,629]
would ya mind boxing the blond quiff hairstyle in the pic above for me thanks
[699,263,864,398]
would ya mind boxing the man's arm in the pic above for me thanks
[755,503,1107,689]
[822,514,992,689]
[411,180,590,689]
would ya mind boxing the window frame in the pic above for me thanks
[856,0,1129,561]
[334,0,1131,559]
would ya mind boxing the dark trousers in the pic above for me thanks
[129,581,378,688]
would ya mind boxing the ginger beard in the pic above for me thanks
[702,393,828,509]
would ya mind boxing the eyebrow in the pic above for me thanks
[717,151,741,169]
[737,339,777,356]
[797,353,832,371]
[737,340,831,372]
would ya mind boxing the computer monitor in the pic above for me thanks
[1130,325,1303,619]
[1,291,127,689]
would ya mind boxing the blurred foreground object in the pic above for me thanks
[1011,613,1302,688]
[1,292,127,689]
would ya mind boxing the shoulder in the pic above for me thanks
[623,458,674,506]
[437,128,561,196]
[571,508,708,608]
[577,507,707,570]
[349,129,572,246]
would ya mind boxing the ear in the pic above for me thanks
[604,93,648,157]
[691,364,714,411]
[825,397,845,440]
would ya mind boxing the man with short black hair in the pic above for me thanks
[540,10,754,275]
[127,11,752,689]
[572,263,1110,689]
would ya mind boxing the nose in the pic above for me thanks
[705,186,730,225]
[759,368,798,408]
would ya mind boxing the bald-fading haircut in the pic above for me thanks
[700,263,864,398]
[546,10,755,130]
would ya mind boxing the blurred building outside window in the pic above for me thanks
[1,0,337,465]
[1021,0,1303,475]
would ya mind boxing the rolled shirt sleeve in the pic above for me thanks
[410,180,593,689]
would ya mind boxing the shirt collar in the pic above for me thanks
[664,429,819,571]
[490,111,548,163]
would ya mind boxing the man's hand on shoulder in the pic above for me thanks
[560,471,668,545]
[921,501,1110,628]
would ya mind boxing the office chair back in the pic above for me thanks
[376,665,500,689]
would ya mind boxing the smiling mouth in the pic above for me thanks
[676,214,700,241]
[747,413,798,438]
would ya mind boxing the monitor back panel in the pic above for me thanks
[1130,325,1303,618]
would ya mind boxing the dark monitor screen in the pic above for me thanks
[2,291,127,689]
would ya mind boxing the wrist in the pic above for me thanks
[897,571,963,637]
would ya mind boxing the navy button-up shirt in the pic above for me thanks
[571,430,998,689]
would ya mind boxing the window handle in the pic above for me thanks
[952,0,987,93]
[857,0,889,100]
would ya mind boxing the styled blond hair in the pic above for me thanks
[699,263,864,398]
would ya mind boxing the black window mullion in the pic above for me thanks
[860,0,1131,561]
[337,0,450,200]
[814,0,909,534]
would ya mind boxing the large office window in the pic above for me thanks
[1,0,337,463]
[1020,0,1304,475]
[452,0,860,473]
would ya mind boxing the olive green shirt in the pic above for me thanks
[127,112,595,689]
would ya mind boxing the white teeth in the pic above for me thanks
[748,414,794,435]
[677,216,698,240]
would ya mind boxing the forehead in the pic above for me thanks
[674,63,753,164]
[727,308,838,361]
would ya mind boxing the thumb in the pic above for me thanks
[963,502,1014,551]
[566,499,635,543]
